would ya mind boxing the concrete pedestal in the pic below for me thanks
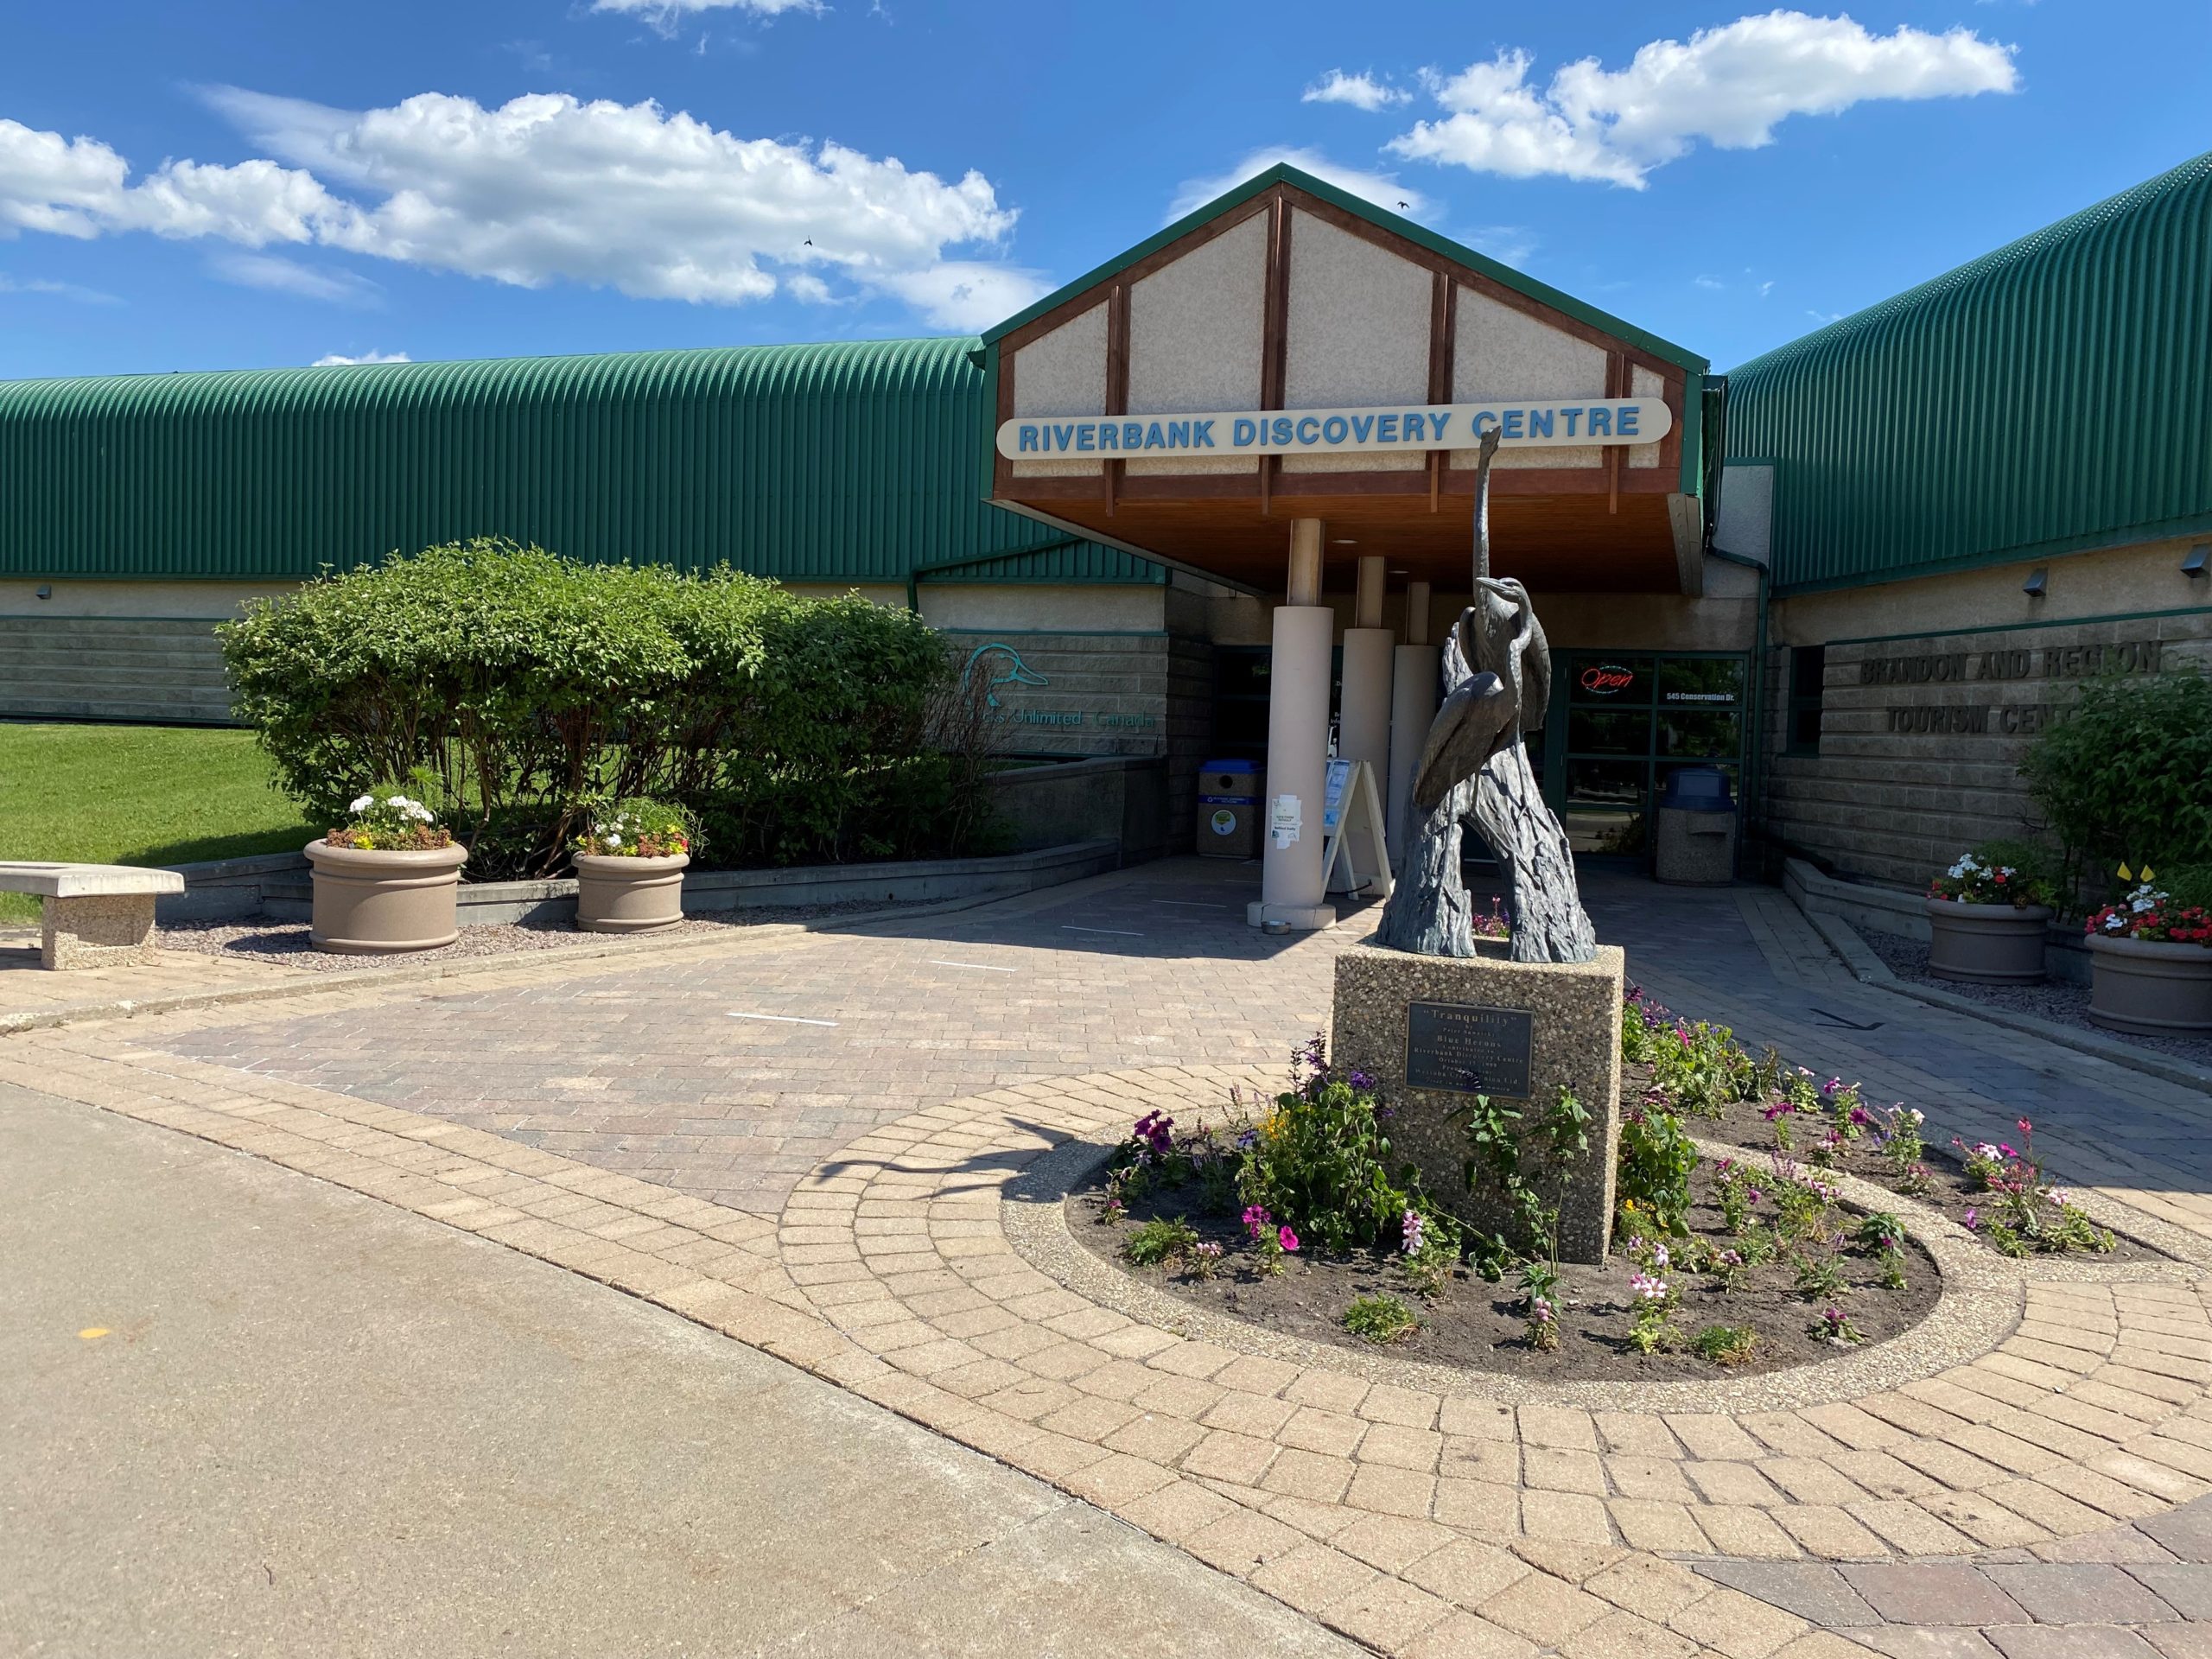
[1387,643,1439,861]
[1330,943,1624,1263]
[1250,603,1337,931]
[42,893,159,969]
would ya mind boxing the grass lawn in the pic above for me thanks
[0,722,315,923]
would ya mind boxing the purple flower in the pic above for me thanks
[1962,1206,1980,1231]
[1401,1210,1425,1255]
[1278,1225,1300,1254]
[1346,1068,1376,1092]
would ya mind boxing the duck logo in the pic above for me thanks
[962,642,1050,709]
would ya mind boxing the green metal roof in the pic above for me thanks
[982,162,1710,375]
[1726,151,2212,593]
[0,336,1159,586]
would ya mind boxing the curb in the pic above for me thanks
[0,887,1015,1039]
[1813,910,2212,1096]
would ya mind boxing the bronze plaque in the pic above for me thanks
[1404,1001,1533,1097]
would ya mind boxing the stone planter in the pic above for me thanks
[306,839,467,954]
[574,851,690,934]
[2087,933,2212,1035]
[1925,898,2052,985]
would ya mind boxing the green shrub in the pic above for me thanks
[1616,1096,1699,1238]
[1343,1294,1420,1345]
[219,540,1005,877]
[2023,668,2212,906]
[1239,1042,1415,1254]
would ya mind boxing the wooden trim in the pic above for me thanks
[999,461,1671,510]
[1285,188,1681,382]
[1426,270,1455,513]
[1104,283,1130,518]
[1604,352,1624,516]
[1259,193,1294,517]
[992,198,1272,357]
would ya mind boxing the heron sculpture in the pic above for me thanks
[1374,427,1598,964]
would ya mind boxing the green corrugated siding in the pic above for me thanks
[0,336,1158,586]
[1726,152,2212,592]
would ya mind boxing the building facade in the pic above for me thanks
[2,160,2207,906]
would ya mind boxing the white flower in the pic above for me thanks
[606,832,621,846]
[350,793,374,813]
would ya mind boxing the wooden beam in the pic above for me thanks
[1104,282,1129,517]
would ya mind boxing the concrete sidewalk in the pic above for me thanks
[0,1081,1358,1659]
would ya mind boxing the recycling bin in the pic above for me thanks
[1654,766,1738,886]
[1197,758,1260,858]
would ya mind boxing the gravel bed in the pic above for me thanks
[1865,931,2212,1067]
[155,899,930,971]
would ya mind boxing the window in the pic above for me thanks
[1787,645,1827,755]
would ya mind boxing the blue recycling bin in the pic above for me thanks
[1655,766,1737,885]
[1197,758,1260,857]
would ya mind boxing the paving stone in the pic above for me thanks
[1850,1632,2005,1659]
[1666,1583,1810,1659]
[1402,1611,1541,1659]
[1839,1564,2031,1627]
[1985,1630,2167,1659]
[2139,1498,2212,1562]
[1693,1561,1880,1626]
[2127,1563,2212,1620]
[1980,1563,2182,1624]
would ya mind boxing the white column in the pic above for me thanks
[1249,518,1336,931]
[1334,554,1395,890]
[1388,580,1438,861]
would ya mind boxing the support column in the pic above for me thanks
[1249,518,1336,931]
[1388,580,1438,861]
[1335,554,1395,890]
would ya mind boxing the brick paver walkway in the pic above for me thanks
[10,856,2212,1658]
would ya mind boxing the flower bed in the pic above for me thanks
[1071,1152,1939,1382]
[1071,1040,1942,1382]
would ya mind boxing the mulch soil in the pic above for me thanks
[1067,1160,1943,1383]
[1678,1060,2165,1265]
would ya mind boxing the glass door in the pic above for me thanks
[1548,652,1746,855]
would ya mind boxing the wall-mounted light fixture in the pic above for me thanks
[34,584,51,600]
[2185,544,2209,580]
[2022,568,2048,598]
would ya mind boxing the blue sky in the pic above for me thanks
[2,3,2206,381]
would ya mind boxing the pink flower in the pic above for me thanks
[1278,1225,1300,1254]
[1962,1206,1980,1231]
[2017,1116,2033,1135]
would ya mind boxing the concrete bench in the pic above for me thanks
[0,862,185,969]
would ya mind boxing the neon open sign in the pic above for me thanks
[1580,664,1636,696]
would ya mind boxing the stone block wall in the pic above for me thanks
[1763,607,2211,887]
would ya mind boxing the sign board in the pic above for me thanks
[1269,793,1301,849]
[1404,1001,1534,1097]
[997,397,1671,461]
[1319,759,1392,900]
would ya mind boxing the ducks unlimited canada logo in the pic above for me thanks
[1580,662,1636,696]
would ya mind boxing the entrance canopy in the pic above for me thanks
[979,166,1713,597]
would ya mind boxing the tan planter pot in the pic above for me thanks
[307,838,467,954]
[574,851,690,933]
[2087,933,2212,1035]
[1925,898,2052,985]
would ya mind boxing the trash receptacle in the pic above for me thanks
[1654,766,1738,886]
[1197,759,1260,858]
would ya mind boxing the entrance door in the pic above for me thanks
[1547,653,1747,855]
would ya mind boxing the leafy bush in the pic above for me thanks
[1240,1046,1415,1255]
[1616,1095,1699,1238]
[1690,1324,1758,1367]
[2023,668,2212,906]
[219,540,1006,878]
[575,798,693,859]
[1926,841,2056,907]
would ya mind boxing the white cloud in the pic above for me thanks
[593,0,820,18]
[0,92,1042,329]
[0,270,120,302]
[1462,223,1538,266]
[1390,12,2018,189]
[310,350,410,365]
[210,250,379,303]
[1302,70,1411,112]
[1168,146,1427,222]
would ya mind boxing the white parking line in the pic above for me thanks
[1062,925,1145,938]
[928,959,1018,973]
[726,1011,839,1027]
